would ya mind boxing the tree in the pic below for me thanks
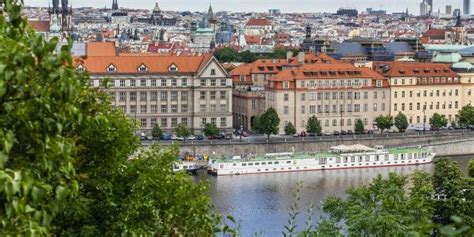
[174,122,191,140]
[469,159,474,178]
[238,50,257,63]
[0,2,225,235]
[394,112,409,132]
[306,115,322,135]
[451,119,457,128]
[374,115,393,134]
[152,124,163,138]
[254,107,280,140]
[270,48,288,59]
[354,119,365,134]
[213,47,239,63]
[284,122,296,135]
[322,172,434,236]
[430,113,448,131]
[203,123,219,138]
[457,104,474,126]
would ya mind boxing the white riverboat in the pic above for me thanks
[173,161,200,174]
[208,144,435,176]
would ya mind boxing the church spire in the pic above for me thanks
[112,0,118,11]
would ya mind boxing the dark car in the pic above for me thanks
[300,131,307,137]
[340,130,347,135]
[160,134,172,140]
[366,130,374,134]
[333,131,340,136]
[347,130,354,135]
[196,135,204,140]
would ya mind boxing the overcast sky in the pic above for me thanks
[23,0,466,14]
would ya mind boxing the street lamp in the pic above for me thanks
[423,108,426,134]
[340,110,343,140]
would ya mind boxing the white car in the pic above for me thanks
[187,135,196,140]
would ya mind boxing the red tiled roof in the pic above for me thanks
[29,20,50,32]
[86,42,117,57]
[271,63,385,81]
[373,61,457,77]
[246,18,272,26]
[245,35,262,45]
[75,54,213,74]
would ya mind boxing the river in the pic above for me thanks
[193,156,473,236]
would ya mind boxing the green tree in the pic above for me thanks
[254,107,280,140]
[457,104,474,126]
[152,123,163,138]
[238,50,257,63]
[213,47,239,63]
[270,48,288,59]
[374,115,393,134]
[322,172,434,236]
[284,122,296,135]
[0,2,226,235]
[203,123,219,138]
[430,113,448,130]
[174,122,191,140]
[468,159,474,178]
[306,115,322,135]
[394,112,409,132]
[354,119,365,134]
[451,119,457,128]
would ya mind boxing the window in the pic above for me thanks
[210,91,216,100]
[130,105,136,113]
[220,91,226,99]
[283,82,289,89]
[182,118,188,126]
[220,79,226,86]
[201,118,207,127]
[160,91,168,100]
[140,80,147,87]
[171,91,178,101]
[107,64,116,72]
[151,80,157,87]
[181,91,188,101]
[200,104,206,112]
[381,103,385,112]
[171,104,178,113]
[109,92,116,101]
[301,106,305,114]
[210,104,216,112]
[211,118,217,125]
[138,64,148,72]
[151,105,157,113]
[160,104,168,113]
[141,118,147,128]
[301,93,306,101]
[182,104,188,113]
[77,65,86,72]
[151,118,157,127]
[373,91,378,99]
[171,79,177,87]
[211,69,216,75]
[120,80,125,87]
[394,103,397,111]
[171,118,178,127]
[150,91,157,100]
[220,104,226,112]
[284,94,289,101]
[364,91,368,99]
[332,119,337,126]
[130,92,137,101]
[200,79,206,86]
[141,105,147,113]
[130,80,136,87]
[220,118,227,127]
[200,91,206,99]
[119,92,126,101]
[161,118,167,127]
[284,106,289,115]
[211,79,216,86]
[239,75,245,82]
[161,79,167,87]
[168,64,178,72]
[140,92,147,101]
[182,79,188,87]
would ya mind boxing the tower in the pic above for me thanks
[305,24,311,40]
[151,2,162,25]
[60,0,72,34]
[453,12,466,44]
[464,0,471,15]
[112,0,118,11]
[207,4,217,31]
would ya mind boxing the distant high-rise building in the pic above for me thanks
[446,5,452,14]
[112,0,118,11]
[464,0,471,15]
[420,0,433,16]
[454,8,461,17]
[268,9,281,16]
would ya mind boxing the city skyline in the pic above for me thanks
[23,0,465,14]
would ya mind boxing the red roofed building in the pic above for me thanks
[245,18,273,36]
[29,20,50,39]
[74,53,233,134]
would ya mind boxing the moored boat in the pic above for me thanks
[173,161,200,174]
[208,144,435,176]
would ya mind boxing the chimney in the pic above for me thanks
[286,51,294,62]
[297,52,305,64]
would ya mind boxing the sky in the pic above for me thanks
[23,0,466,14]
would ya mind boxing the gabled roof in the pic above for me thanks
[373,61,458,77]
[271,63,385,81]
[75,54,214,74]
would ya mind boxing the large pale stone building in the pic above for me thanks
[267,62,390,134]
[75,51,232,134]
[374,62,462,128]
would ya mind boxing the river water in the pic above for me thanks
[193,156,473,236]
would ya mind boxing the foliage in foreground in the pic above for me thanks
[0,1,226,235]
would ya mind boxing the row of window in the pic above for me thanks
[283,91,387,102]
[110,91,228,101]
[285,118,369,129]
[113,103,228,114]
[394,89,459,98]
[394,101,459,111]
[137,117,228,128]
[392,77,458,85]
[97,78,228,88]
[283,103,386,115]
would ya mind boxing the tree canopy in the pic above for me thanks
[306,116,322,135]
[152,124,163,138]
[457,104,474,126]
[174,122,191,139]
[254,107,280,140]
[203,123,219,137]
[284,122,296,135]
[394,112,409,132]
[430,113,448,130]
[354,119,365,134]
[375,115,393,134]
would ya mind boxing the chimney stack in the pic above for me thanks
[286,51,294,62]
[297,52,305,64]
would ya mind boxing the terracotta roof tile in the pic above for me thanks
[86,42,117,57]
[29,20,50,32]
[373,61,457,77]
[246,18,272,26]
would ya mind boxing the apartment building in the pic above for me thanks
[267,63,390,134]
[74,53,232,134]
[374,62,462,127]
[231,53,337,130]
[451,62,474,107]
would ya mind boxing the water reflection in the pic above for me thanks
[194,156,472,236]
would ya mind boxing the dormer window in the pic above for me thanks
[168,64,178,72]
[210,69,216,75]
[138,64,148,73]
[107,64,117,73]
[76,64,86,72]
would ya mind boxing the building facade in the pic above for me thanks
[267,63,390,134]
[75,54,233,134]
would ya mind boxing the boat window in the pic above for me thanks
[319,158,327,165]
[255,162,260,165]
[219,164,224,168]
[358,156,363,162]
[262,162,266,165]
[268,162,273,165]
[233,163,237,166]
[394,154,398,160]
[351,157,356,162]
[365,156,370,161]
[336,157,341,163]
[274,161,279,165]
[344,157,348,163]
[248,163,253,166]
[242,163,247,166]
[375,155,380,161]
[384,155,389,161]
[286,161,291,164]
[257,169,261,172]
[401,154,405,160]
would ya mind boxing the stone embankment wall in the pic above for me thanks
[167,133,474,157]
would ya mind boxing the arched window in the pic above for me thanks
[332,119,337,126]
[347,119,352,126]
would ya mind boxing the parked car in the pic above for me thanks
[241,131,249,137]
[324,132,332,136]
[333,131,340,136]
[160,134,172,140]
[140,133,147,140]
[300,131,307,137]
[196,135,204,140]
[146,135,154,140]
[366,130,374,134]
[292,133,299,137]
[187,135,196,140]
[347,130,354,135]
[224,133,233,140]
[340,130,347,135]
